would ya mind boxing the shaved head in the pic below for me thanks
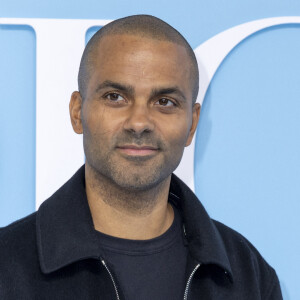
[78,15,199,102]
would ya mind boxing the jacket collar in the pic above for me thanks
[37,166,233,280]
[37,165,100,274]
[169,174,233,281]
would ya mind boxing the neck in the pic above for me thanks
[85,163,174,240]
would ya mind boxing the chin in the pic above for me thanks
[111,172,167,191]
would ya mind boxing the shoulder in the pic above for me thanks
[0,213,43,297]
[0,212,36,243]
[212,220,281,299]
[0,213,38,269]
[212,219,269,265]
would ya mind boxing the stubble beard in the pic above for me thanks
[85,145,183,214]
[83,128,185,213]
[88,145,174,190]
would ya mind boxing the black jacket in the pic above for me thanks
[0,166,282,299]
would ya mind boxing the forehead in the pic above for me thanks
[90,34,192,88]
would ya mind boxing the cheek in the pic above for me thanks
[83,105,121,138]
[173,128,191,149]
[159,119,191,149]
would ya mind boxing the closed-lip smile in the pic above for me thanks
[117,144,159,156]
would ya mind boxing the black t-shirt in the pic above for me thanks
[95,203,188,300]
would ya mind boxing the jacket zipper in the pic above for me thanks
[183,263,201,300]
[101,259,120,300]
[101,254,200,300]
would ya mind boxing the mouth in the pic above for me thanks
[116,144,159,156]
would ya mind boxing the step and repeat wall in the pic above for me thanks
[1,1,300,298]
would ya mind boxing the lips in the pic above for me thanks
[117,144,158,156]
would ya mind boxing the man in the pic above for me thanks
[0,15,282,299]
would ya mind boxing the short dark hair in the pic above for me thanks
[78,15,199,102]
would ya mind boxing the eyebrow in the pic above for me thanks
[95,80,186,102]
[150,87,186,102]
[95,80,135,95]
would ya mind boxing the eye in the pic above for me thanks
[156,98,175,107]
[105,93,125,102]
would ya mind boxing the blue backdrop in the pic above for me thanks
[1,1,300,299]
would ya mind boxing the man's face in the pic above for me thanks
[71,34,200,190]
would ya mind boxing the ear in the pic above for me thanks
[69,91,83,134]
[185,103,201,146]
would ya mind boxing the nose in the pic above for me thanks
[123,103,155,136]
